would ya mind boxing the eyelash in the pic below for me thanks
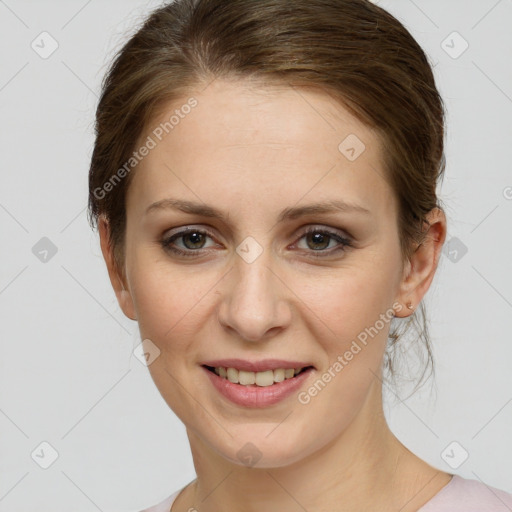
[160,226,354,259]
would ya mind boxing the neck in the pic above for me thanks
[182,378,448,512]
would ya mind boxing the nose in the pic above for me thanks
[217,249,292,342]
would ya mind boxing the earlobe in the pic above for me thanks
[394,208,447,318]
[116,287,137,322]
[98,216,137,321]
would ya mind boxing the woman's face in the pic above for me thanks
[116,78,410,467]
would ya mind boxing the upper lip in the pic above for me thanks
[202,359,314,373]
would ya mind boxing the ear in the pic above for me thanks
[98,216,137,321]
[394,207,447,318]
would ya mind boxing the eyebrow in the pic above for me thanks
[145,198,371,223]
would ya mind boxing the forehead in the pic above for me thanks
[127,78,394,220]
[156,78,376,151]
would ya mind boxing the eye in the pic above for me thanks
[160,225,354,259]
[293,226,353,257]
[161,227,218,257]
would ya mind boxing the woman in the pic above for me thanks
[88,0,512,510]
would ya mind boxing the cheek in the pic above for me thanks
[128,261,215,418]
[292,269,395,438]
[128,254,211,353]
[301,260,397,343]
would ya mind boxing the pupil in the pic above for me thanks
[308,232,329,250]
[184,232,204,249]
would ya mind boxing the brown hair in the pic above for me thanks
[88,0,446,395]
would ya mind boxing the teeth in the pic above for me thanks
[273,368,285,382]
[213,366,307,386]
[239,370,255,385]
[227,367,239,383]
[255,370,274,386]
[285,368,295,378]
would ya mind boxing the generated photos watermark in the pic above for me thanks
[93,97,198,201]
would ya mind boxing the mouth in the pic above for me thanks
[202,364,314,387]
[200,358,316,407]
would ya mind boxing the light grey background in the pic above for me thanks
[0,0,511,510]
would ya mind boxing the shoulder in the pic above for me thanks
[419,474,512,511]
[138,488,181,512]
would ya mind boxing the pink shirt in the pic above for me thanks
[140,474,512,511]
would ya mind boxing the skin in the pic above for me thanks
[99,78,450,511]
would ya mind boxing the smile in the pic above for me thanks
[204,365,311,387]
[201,362,315,408]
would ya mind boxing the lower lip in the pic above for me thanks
[202,366,314,408]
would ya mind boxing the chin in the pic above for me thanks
[212,427,316,469]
